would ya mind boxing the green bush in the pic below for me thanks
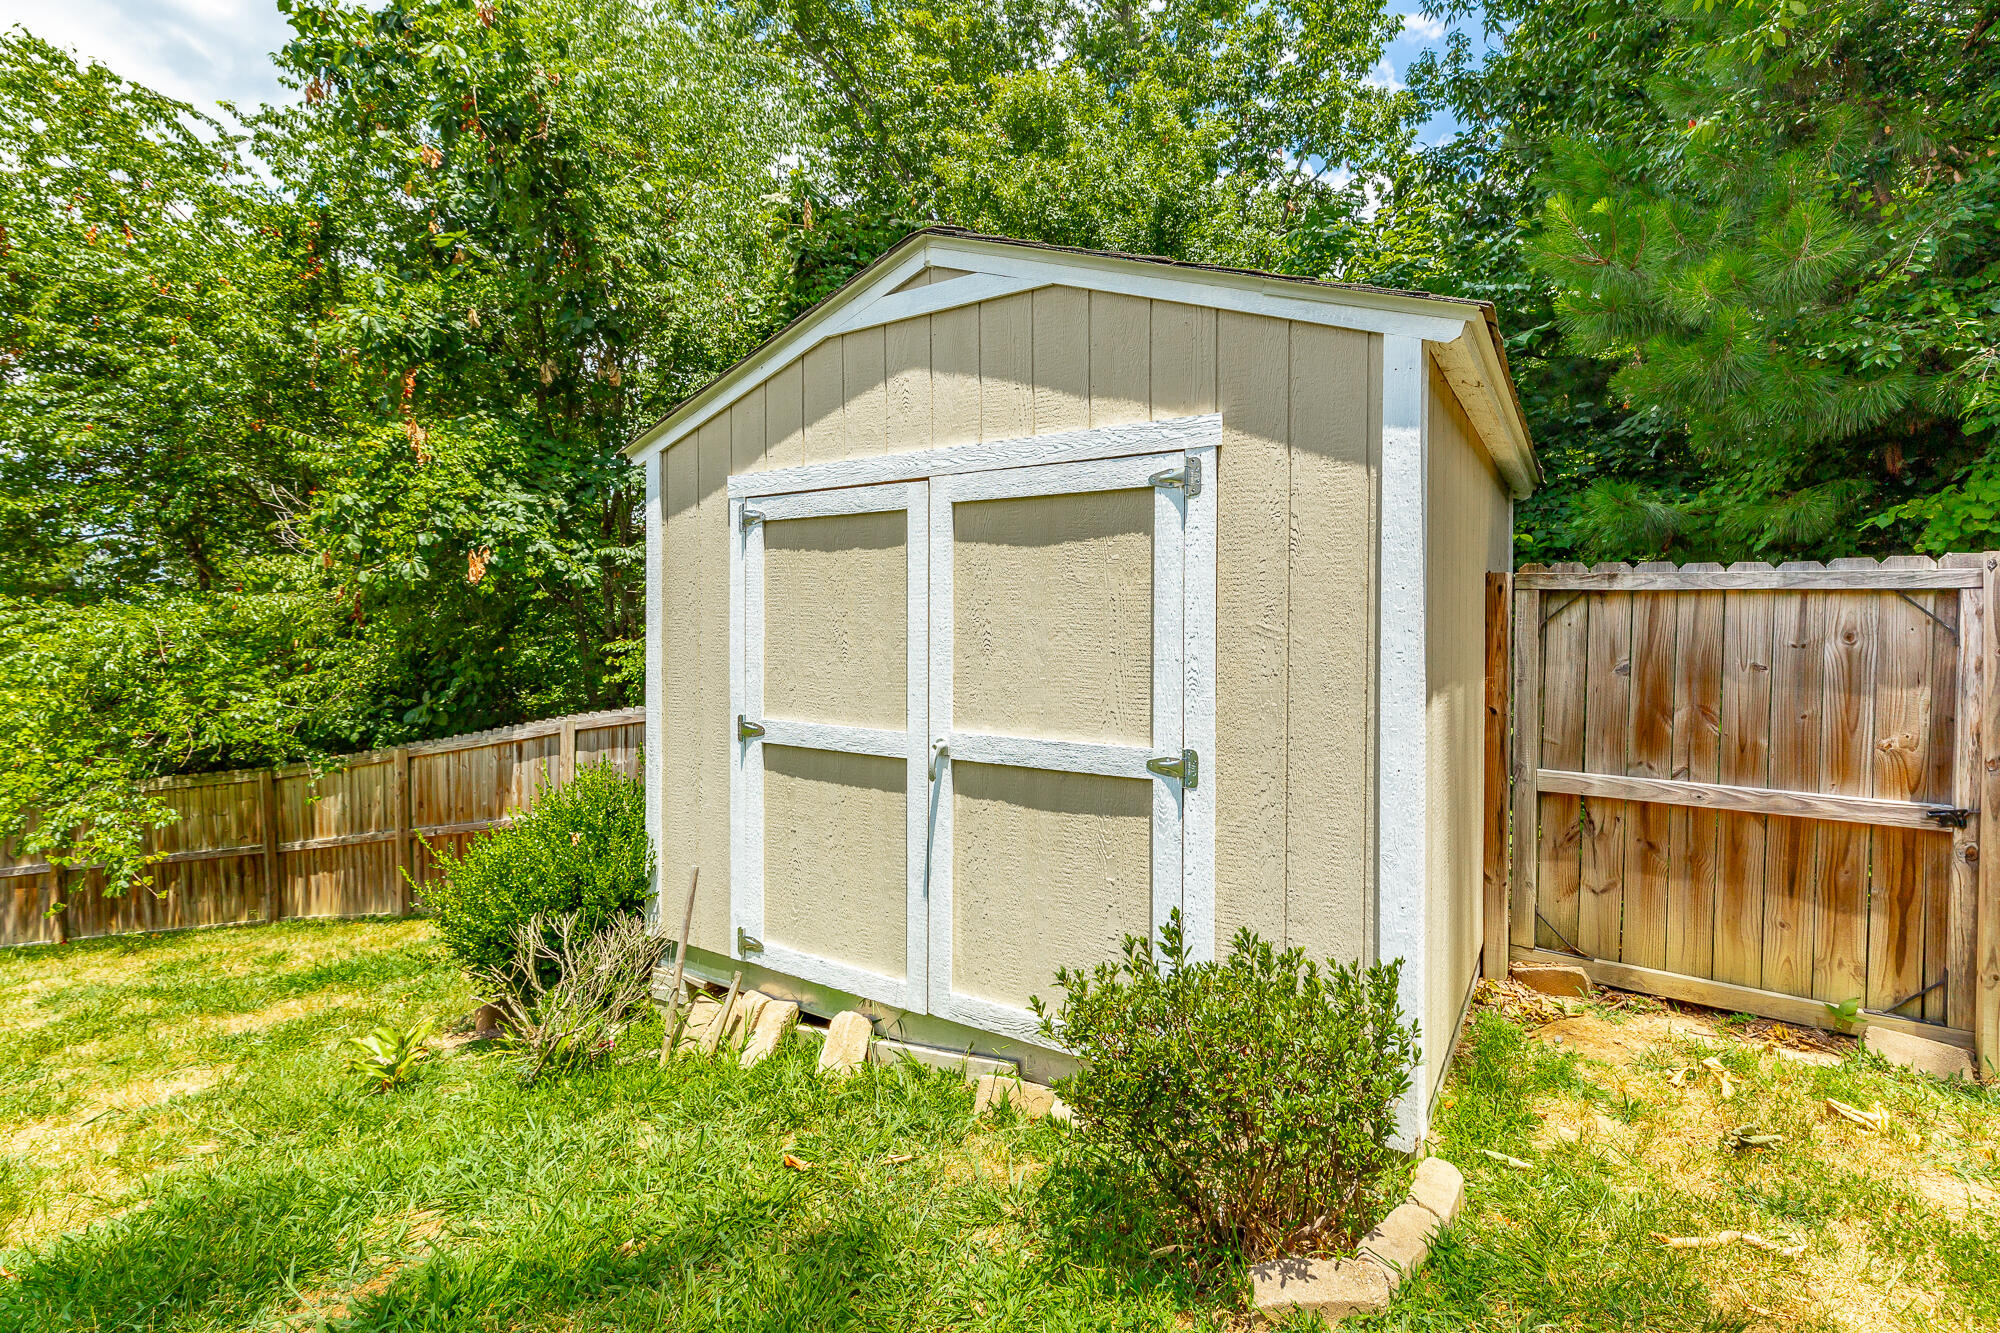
[1033,912,1418,1263]
[418,762,652,980]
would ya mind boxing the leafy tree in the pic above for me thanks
[257,0,800,733]
[1530,0,2000,558]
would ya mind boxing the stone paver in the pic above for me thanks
[1249,1255,1392,1326]
[1356,1201,1441,1279]
[817,1010,874,1075]
[1408,1155,1464,1224]
[1864,1025,1976,1081]
[1510,962,1592,997]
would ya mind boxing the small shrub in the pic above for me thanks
[477,911,667,1083]
[1034,911,1418,1263]
[343,1020,431,1092]
[419,762,652,981]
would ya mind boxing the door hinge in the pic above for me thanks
[737,927,764,955]
[1924,805,1973,829]
[1150,457,1202,498]
[1147,748,1199,789]
[737,714,765,741]
[739,507,765,531]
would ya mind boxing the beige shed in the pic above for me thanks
[628,228,1537,1141]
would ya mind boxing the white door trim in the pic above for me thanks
[730,479,930,1012]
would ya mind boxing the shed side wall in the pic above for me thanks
[1423,356,1514,1088]
[658,283,1380,977]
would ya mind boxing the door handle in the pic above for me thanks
[929,740,949,780]
[737,714,765,742]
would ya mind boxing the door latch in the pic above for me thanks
[739,507,765,531]
[1924,805,1972,829]
[737,714,765,741]
[1149,457,1202,498]
[737,927,764,955]
[1147,749,1199,789]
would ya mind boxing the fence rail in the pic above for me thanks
[1502,556,2000,1076]
[0,708,644,948]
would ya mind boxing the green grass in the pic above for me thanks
[3,924,1996,1332]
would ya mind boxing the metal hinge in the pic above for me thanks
[737,714,765,741]
[740,507,764,531]
[1150,457,1202,498]
[1924,805,1973,829]
[737,927,764,955]
[1147,749,1199,789]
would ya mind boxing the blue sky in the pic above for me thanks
[0,1,1480,138]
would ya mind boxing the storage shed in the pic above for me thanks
[629,228,1538,1141]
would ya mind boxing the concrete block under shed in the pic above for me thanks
[1863,1026,1976,1082]
[1509,961,1592,998]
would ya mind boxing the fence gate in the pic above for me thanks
[1508,557,2000,1072]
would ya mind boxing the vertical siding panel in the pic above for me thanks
[765,357,805,467]
[1285,325,1374,962]
[840,327,887,459]
[883,317,933,451]
[1150,301,1218,418]
[801,339,843,463]
[1030,287,1090,434]
[1761,584,1827,996]
[731,387,766,478]
[1088,292,1150,426]
[663,437,703,952]
[692,418,733,955]
[932,304,980,447]
[1214,312,1289,949]
[978,292,1033,439]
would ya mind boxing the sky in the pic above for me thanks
[0,1,1482,138]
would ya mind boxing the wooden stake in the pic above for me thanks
[702,970,743,1057]
[657,867,699,1066]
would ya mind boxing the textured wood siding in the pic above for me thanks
[658,285,1384,963]
[1424,358,1513,1085]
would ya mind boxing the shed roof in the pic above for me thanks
[627,227,1539,495]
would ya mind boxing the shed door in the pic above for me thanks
[730,481,929,1011]
[925,452,1204,1044]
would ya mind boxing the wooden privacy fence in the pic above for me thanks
[0,708,644,949]
[1497,556,2000,1076]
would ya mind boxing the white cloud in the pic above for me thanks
[1363,58,1406,93]
[1399,13,1446,42]
[0,0,294,120]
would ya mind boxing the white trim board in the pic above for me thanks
[1376,333,1431,1151]
[728,416,1221,499]
[626,232,1535,492]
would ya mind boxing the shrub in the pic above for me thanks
[342,1020,431,1092]
[476,910,667,1083]
[1033,911,1419,1263]
[419,762,652,980]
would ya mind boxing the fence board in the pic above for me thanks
[1,707,645,948]
[1516,559,1994,1050]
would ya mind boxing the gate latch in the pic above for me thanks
[1924,805,1972,829]
[1150,457,1202,498]
[737,927,764,955]
[737,714,765,742]
[1147,749,1199,789]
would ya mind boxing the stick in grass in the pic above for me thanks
[701,970,743,1057]
[657,867,699,1066]
[1651,1230,1804,1260]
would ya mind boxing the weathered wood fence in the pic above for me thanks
[0,708,644,948]
[1494,556,2000,1076]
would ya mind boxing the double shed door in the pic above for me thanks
[730,444,1215,1043]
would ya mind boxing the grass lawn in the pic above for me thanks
[0,920,1994,1332]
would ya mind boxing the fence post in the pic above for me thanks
[1483,571,1512,980]
[1509,581,1542,954]
[1981,554,2000,1079]
[50,866,68,947]
[259,769,280,925]
[391,747,412,916]
[558,718,578,787]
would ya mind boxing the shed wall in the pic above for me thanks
[656,281,1382,975]
[1423,357,1514,1087]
